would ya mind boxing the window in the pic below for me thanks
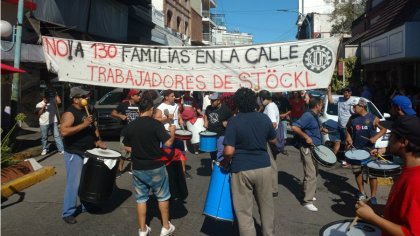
[166,11,173,28]
[184,21,189,35]
[177,17,181,32]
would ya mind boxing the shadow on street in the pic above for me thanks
[319,169,359,217]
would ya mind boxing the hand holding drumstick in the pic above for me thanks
[348,198,371,231]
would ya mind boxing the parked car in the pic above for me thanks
[95,88,163,136]
[320,95,391,148]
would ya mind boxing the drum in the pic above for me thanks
[320,219,381,236]
[186,117,205,144]
[203,163,234,221]
[367,160,401,177]
[79,148,121,203]
[312,145,337,167]
[175,129,192,140]
[345,149,372,165]
[166,160,188,200]
[199,131,217,152]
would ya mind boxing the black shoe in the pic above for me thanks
[281,150,288,156]
[63,216,77,224]
[273,192,279,198]
[185,171,192,179]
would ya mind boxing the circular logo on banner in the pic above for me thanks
[303,45,333,73]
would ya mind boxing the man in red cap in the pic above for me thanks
[356,115,420,236]
[111,89,141,175]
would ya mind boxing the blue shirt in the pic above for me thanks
[350,113,377,150]
[224,112,276,173]
[293,111,322,146]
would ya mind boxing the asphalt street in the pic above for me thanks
[1,140,392,236]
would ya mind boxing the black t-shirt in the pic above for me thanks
[123,116,170,170]
[116,101,139,134]
[64,106,96,155]
[273,95,291,119]
[205,104,232,136]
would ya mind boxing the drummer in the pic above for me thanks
[60,87,107,224]
[154,89,191,179]
[204,92,233,163]
[356,115,420,236]
[292,97,329,212]
[345,98,386,204]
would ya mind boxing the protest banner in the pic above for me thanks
[42,36,341,92]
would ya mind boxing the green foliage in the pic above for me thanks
[331,56,359,92]
[1,113,27,167]
[330,0,367,35]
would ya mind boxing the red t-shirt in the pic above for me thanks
[383,165,420,236]
[288,98,305,118]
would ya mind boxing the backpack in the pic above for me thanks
[269,122,286,157]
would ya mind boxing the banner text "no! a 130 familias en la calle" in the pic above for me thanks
[42,36,341,92]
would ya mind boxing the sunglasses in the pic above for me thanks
[76,95,89,99]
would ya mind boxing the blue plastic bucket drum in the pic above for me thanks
[199,131,217,152]
[203,163,234,221]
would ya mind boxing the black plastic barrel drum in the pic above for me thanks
[78,148,121,203]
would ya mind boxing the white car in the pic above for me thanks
[319,95,391,148]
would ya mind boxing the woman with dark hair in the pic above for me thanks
[221,87,277,236]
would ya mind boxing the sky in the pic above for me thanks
[213,0,300,44]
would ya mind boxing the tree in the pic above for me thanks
[329,0,367,35]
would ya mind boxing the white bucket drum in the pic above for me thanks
[175,129,193,140]
[186,117,205,144]
[345,149,372,165]
[320,219,381,236]
[312,145,337,167]
[367,160,401,177]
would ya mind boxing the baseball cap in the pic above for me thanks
[70,87,90,99]
[343,87,352,93]
[209,92,221,100]
[356,98,368,107]
[392,95,417,115]
[380,116,420,145]
[127,89,140,98]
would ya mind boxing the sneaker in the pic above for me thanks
[41,149,48,155]
[160,221,175,236]
[128,170,133,175]
[62,216,77,224]
[273,192,279,198]
[313,197,317,201]
[59,151,64,154]
[357,192,367,201]
[303,203,318,212]
[139,225,151,236]
[185,171,192,179]
[370,197,377,205]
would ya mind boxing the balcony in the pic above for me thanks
[202,10,216,27]
[202,0,217,10]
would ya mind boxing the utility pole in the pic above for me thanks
[10,0,24,120]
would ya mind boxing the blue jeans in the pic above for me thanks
[281,120,289,139]
[40,122,64,152]
[210,136,225,161]
[62,152,84,217]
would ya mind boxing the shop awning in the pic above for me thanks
[1,63,26,74]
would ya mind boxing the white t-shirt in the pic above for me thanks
[157,102,180,130]
[36,101,58,125]
[263,102,280,129]
[202,95,211,113]
[333,96,358,128]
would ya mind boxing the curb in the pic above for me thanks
[1,166,56,198]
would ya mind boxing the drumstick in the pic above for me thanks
[347,216,359,232]
[347,197,371,232]
[359,135,371,141]
[81,99,90,116]
[375,153,390,163]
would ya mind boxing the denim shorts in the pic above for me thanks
[133,165,171,203]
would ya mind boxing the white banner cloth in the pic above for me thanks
[42,36,341,92]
